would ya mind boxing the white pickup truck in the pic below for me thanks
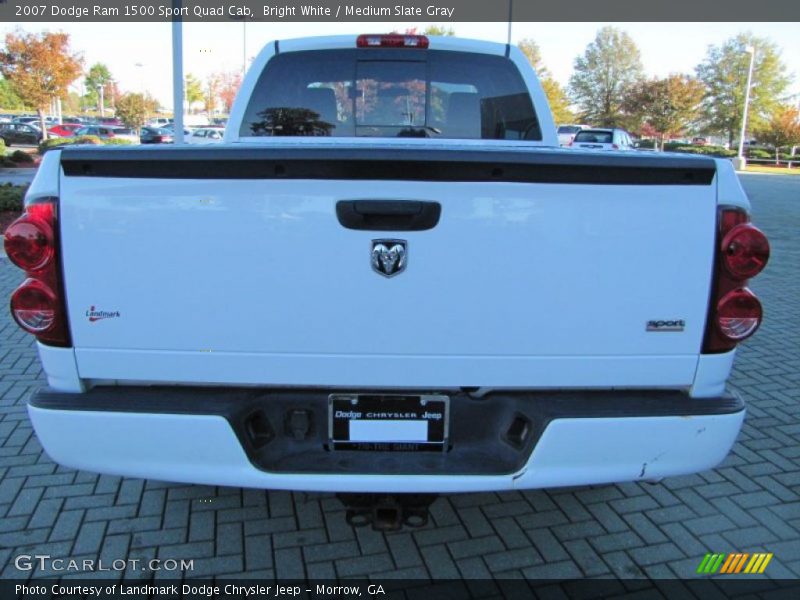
[5,35,770,525]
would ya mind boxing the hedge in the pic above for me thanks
[671,145,737,158]
[0,183,26,212]
[38,135,129,153]
[39,135,104,153]
[103,138,134,146]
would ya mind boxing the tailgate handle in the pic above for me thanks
[336,200,441,231]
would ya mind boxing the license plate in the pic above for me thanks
[328,394,449,451]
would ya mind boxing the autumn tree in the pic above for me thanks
[623,75,705,150]
[115,92,157,132]
[517,38,574,124]
[696,33,791,146]
[84,62,115,112]
[755,105,800,164]
[569,27,643,127]
[184,73,204,114]
[204,73,221,116]
[0,30,83,138]
[217,71,242,114]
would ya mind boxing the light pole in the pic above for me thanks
[97,84,105,117]
[734,45,756,171]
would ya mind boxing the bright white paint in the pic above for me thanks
[59,173,718,389]
[28,404,745,492]
[21,38,753,493]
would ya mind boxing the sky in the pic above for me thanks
[2,21,799,109]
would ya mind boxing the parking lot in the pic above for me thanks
[0,174,798,583]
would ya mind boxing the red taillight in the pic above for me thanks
[721,224,770,279]
[5,199,70,347]
[357,34,429,49]
[716,288,762,341]
[703,207,768,353]
[11,278,58,333]
[4,204,55,272]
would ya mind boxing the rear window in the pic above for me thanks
[240,49,541,140]
[557,125,581,134]
[574,131,613,144]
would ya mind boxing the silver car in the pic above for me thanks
[569,128,635,151]
[557,124,590,147]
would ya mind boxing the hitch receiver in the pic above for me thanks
[337,493,438,531]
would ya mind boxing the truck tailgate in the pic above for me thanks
[58,146,718,388]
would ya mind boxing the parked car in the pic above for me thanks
[0,122,43,145]
[569,128,635,150]
[161,123,194,137]
[73,125,138,143]
[147,117,173,128]
[11,116,42,126]
[9,34,769,531]
[556,124,590,147]
[186,126,225,144]
[692,137,710,146]
[139,127,174,144]
[48,124,82,138]
[97,117,123,126]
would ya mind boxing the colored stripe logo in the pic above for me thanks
[697,552,773,574]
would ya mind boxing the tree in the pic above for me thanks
[517,38,574,124]
[84,62,114,112]
[216,71,242,114]
[421,25,455,36]
[204,73,221,116]
[696,32,791,146]
[0,30,83,138]
[115,92,157,132]
[755,105,800,164]
[184,73,204,114]
[541,78,574,124]
[569,27,643,127]
[0,77,26,109]
[623,75,705,150]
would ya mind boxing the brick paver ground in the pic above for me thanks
[0,174,797,582]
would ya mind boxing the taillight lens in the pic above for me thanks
[11,278,57,333]
[721,224,770,279]
[716,288,762,341]
[356,34,429,49]
[5,199,70,347]
[4,206,54,271]
[703,207,768,353]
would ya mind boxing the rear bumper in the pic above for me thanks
[28,386,745,493]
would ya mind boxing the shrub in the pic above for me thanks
[103,138,133,146]
[39,135,103,154]
[671,145,736,158]
[0,183,26,212]
[39,137,75,153]
[10,150,34,164]
[747,149,772,160]
[0,138,5,155]
[71,135,103,145]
